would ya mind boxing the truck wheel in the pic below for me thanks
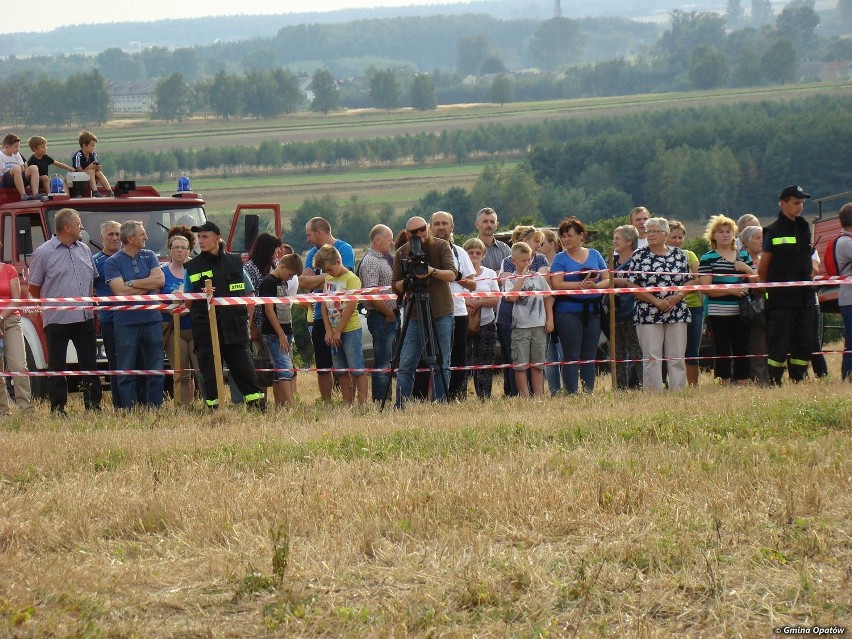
[25,341,48,400]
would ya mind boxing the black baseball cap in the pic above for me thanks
[191,221,221,235]
[778,185,810,200]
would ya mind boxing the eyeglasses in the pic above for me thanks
[131,259,140,275]
[408,225,428,235]
[170,245,189,251]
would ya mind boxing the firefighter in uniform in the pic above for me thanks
[757,185,814,385]
[185,221,264,409]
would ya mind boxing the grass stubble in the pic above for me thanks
[0,365,850,638]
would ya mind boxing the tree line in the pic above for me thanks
[1,2,848,125]
[265,95,850,245]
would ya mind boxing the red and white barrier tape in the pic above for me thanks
[3,350,848,378]
[2,276,847,312]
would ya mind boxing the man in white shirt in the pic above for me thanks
[431,211,476,401]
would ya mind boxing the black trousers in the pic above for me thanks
[45,319,102,412]
[766,304,813,383]
[448,315,468,401]
[195,340,262,406]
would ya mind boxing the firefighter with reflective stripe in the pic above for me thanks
[184,221,264,409]
[757,185,814,384]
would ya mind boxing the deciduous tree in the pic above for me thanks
[310,68,340,114]
[528,17,585,70]
[410,73,437,111]
[491,73,514,105]
[152,72,192,122]
[369,68,401,111]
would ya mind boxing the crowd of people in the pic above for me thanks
[1,183,850,415]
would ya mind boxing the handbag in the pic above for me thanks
[739,291,765,326]
[252,336,275,387]
[467,306,482,335]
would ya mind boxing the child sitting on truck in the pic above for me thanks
[71,130,113,197]
[1,133,43,201]
[26,136,73,196]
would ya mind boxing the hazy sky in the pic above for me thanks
[4,0,460,34]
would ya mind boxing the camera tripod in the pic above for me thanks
[380,276,448,411]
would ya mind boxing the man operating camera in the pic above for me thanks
[392,216,459,407]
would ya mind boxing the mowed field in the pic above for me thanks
[0,362,850,637]
[9,82,851,225]
[150,163,496,223]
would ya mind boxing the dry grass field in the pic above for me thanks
[1,358,850,638]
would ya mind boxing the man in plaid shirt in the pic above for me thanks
[359,224,398,402]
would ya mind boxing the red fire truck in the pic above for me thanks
[0,181,278,398]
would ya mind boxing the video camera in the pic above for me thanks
[402,236,429,278]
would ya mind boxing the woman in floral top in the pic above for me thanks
[624,217,692,391]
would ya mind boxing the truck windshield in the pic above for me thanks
[45,206,206,259]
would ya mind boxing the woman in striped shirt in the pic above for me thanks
[697,215,756,385]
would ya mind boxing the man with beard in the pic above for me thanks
[392,216,458,407]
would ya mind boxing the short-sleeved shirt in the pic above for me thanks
[497,253,549,328]
[473,267,499,325]
[93,250,117,324]
[161,264,191,330]
[682,249,701,308]
[392,238,457,320]
[27,154,55,176]
[510,273,551,329]
[323,270,362,333]
[624,246,692,325]
[104,249,162,325]
[836,233,852,307]
[27,236,96,326]
[0,150,25,176]
[481,238,511,273]
[550,249,607,314]
[0,263,21,317]
[449,244,476,317]
[357,248,395,312]
[71,149,97,170]
[698,249,753,316]
[306,239,355,321]
[259,273,295,335]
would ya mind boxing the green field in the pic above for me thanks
[148,161,502,231]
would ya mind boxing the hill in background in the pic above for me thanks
[0,0,716,56]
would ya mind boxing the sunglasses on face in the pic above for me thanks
[408,225,428,235]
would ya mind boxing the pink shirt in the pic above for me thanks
[0,263,21,316]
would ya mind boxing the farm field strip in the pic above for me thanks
[20,82,852,157]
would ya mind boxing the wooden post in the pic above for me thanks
[205,279,228,406]
[172,310,182,405]
[608,250,617,392]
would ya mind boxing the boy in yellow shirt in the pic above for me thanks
[316,244,367,405]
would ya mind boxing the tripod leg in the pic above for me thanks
[381,295,417,411]
[417,296,450,403]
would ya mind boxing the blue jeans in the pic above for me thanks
[263,333,294,381]
[100,320,121,408]
[367,310,398,402]
[114,321,164,409]
[331,328,366,376]
[545,333,563,396]
[685,306,704,366]
[841,305,852,381]
[396,312,453,407]
[554,311,600,394]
